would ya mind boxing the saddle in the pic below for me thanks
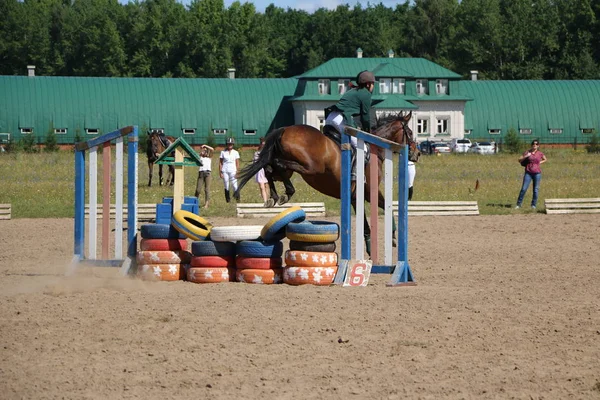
[322,125,370,167]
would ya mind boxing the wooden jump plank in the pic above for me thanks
[84,203,155,221]
[0,204,11,220]
[236,202,326,218]
[391,200,480,216]
[545,198,600,214]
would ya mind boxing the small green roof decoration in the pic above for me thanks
[155,137,203,167]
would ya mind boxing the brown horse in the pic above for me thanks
[235,112,414,252]
[147,131,175,186]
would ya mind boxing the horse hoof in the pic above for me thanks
[277,195,289,206]
[264,199,275,208]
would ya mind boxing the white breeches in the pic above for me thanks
[325,111,367,151]
[222,170,238,191]
[408,162,416,188]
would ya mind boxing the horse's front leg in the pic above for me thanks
[148,163,153,187]
[376,189,397,247]
[351,200,372,257]
[159,165,164,186]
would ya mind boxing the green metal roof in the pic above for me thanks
[0,76,298,145]
[298,57,462,79]
[460,80,600,142]
[372,96,418,110]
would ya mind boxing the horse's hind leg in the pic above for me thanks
[277,178,295,205]
[148,163,153,187]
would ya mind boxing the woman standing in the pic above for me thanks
[220,137,240,202]
[254,137,269,206]
[408,141,421,201]
[195,144,214,208]
[516,140,547,209]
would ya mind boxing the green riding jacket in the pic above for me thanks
[334,87,372,132]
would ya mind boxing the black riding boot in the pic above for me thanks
[408,186,414,201]
[234,191,240,202]
[224,189,231,203]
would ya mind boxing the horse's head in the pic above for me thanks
[147,131,162,159]
[374,111,414,147]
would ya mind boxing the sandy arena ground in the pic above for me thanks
[0,215,599,399]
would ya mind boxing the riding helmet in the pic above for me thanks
[226,137,235,145]
[357,70,375,85]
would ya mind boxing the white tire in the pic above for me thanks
[209,225,263,242]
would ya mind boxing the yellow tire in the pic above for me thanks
[171,210,212,241]
[260,206,306,242]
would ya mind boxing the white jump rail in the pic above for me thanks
[84,203,156,222]
[0,204,11,220]
[392,200,479,216]
[236,202,326,218]
[544,198,600,214]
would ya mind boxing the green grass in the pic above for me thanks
[1,149,599,218]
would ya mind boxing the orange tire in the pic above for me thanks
[187,267,234,283]
[236,256,282,270]
[136,250,191,264]
[284,250,337,268]
[137,263,182,281]
[140,238,188,251]
[283,266,337,286]
[236,268,283,284]
[190,255,235,268]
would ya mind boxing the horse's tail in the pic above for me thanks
[235,127,284,197]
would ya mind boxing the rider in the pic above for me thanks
[219,137,240,203]
[325,70,375,180]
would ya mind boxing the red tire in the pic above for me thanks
[187,267,234,283]
[284,250,337,268]
[140,238,188,251]
[235,256,282,270]
[136,250,191,264]
[190,255,235,268]
[283,266,337,286]
[236,268,283,284]
[137,263,182,281]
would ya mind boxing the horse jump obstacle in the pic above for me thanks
[71,126,139,271]
[334,126,414,286]
[0,204,11,220]
[544,198,600,214]
[84,203,156,222]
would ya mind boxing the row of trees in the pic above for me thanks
[1,0,600,80]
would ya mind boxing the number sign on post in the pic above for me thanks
[343,260,372,287]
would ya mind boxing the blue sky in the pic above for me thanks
[120,1,406,14]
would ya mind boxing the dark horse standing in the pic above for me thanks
[147,130,175,187]
[235,112,414,251]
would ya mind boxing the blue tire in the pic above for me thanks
[191,241,236,257]
[140,223,185,239]
[236,240,284,258]
[260,206,306,242]
[286,221,339,242]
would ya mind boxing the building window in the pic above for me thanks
[318,79,330,95]
[337,79,350,95]
[519,128,532,135]
[379,78,391,94]
[436,118,449,134]
[392,79,405,94]
[182,128,195,135]
[243,129,256,136]
[489,129,501,135]
[464,129,472,135]
[150,128,164,135]
[582,128,595,134]
[549,128,563,134]
[416,79,428,95]
[435,79,448,95]
[20,128,33,134]
[417,119,429,135]
[213,129,227,135]
[86,128,99,135]
[54,128,67,134]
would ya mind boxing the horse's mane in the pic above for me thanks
[375,112,404,128]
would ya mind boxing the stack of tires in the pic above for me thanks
[137,223,191,281]
[283,221,339,286]
[186,241,236,284]
[235,240,284,284]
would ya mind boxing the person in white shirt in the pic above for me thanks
[254,137,269,205]
[219,137,240,202]
[195,144,214,208]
